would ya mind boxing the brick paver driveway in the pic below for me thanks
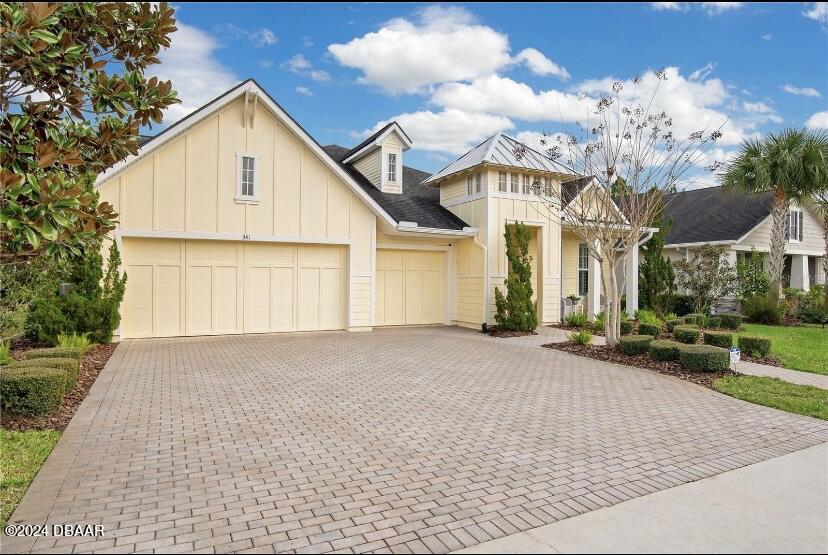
[7,326,828,554]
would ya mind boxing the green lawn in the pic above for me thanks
[739,323,828,376]
[714,376,828,420]
[0,430,60,526]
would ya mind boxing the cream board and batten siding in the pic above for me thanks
[97,96,377,338]
[738,206,824,255]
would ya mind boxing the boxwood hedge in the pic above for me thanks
[6,357,79,392]
[26,346,85,361]
[703,331,734,349]
[1,366,66,416]
[620,320,634,335]
[638,322,661,337]
[665,318,684,332]
[738,335,772,358]
[618,334,654,355]
[718,314,743,330]
[649,339,682,361]
[683,313,705,326]
[673,325,700,344]
[678,344,730,372]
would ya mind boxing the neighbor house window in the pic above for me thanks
[236,154,258,201]
[510,172,519,193]
[578,243,589,296]
[466,175,474,196]
[498,171,507,192]
[387,153,397,182]
[475,173,482,194]
[787,209,803,242]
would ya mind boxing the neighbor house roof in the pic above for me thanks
[422,132,568,185]
[323,145,470,231]
[661,187,773,245]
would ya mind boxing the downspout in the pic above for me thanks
[473,235,489,325]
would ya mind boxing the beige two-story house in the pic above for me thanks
[96,79,640,339]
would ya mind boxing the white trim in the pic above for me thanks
[116,228,354,246]
[663,239,736,249]
[95,80,400,230]
[376,242,450,252]
[392,225,479,237]
[342,123,413,164]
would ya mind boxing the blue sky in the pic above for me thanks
[155,2,828,178]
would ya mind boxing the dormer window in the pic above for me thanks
[236,153,258,203]
[387,153,397,182]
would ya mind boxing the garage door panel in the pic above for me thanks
[405,270,424,324]
[123,265,154,337]
[271,267,295,330]
[155,266,182,336]
[214,266,239,333]
[376,249,445,326]
[422,270,444,324]
[245,266,271,332]
[299,267,320,330]
[319,267,344,329]
[186,265,213,334]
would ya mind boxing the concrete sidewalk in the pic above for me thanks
[735,360,828,389]
[455,442,828,554]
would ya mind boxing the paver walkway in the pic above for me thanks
[5,326,828,554]
[735,360,828,389]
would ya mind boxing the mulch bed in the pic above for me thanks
[548,324,605,337]
[485,326,538,338]
[3,343,117,432]
[543,342,738,389]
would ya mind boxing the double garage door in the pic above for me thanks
[375,249,445,326]
[121,238,345,338]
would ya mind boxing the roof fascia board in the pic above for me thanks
[342,124,413,164]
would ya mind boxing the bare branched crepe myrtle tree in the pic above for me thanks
[514,69,723,347]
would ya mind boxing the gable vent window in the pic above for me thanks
[387,153,397,182]
[236,153,258,202]
[498,171,507,192]
[475,173,482,194]
[787,209,803,242]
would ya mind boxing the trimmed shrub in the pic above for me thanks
[718,313,742,330]
[678,344,730,372]
[26,346,85,361]
[564,312,587,327]
[1,366,66,415]
[618,335,654,355]
[568,330,593,345]
[24,297,69,346]
[649,339,682,361]
[620,320,634,335]
[683,313,705,326]
[738,335,772,358]
[673,325,700,344]
[665,318,684,332]
[707,316,722,329]
[6,357,79,392]
[742,294,783,325]
[638,322,661,337]
[703,330,734,349]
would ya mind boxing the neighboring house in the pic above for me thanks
[661,187,826,291]
[95,79,641,339]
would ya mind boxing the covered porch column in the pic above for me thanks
[790,254,810,291]
[625,248,639,318]
[586,245,602,320]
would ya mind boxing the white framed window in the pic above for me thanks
[787,209,803,242]
[543,177,553,197]
[475,173,482,194]
[466,175,474,196]
[387,153,397,182]
[236,153,259,202]
[578,243,590,296]
[498,171,507,192]
[522,174,530,194]
[510,173,519,193]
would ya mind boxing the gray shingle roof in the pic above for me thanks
[323,145,470,231]
[662,187,773,245]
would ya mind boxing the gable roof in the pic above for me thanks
[342,121,412,164]
[661,187,774,245]
[324,145,469,231]
[422,132,568,185]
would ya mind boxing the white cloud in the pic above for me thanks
[514,48,570,80]
[651,2,744,15]
[281,54,331,82]
[700,2,744,15]
[742,101,783,124]
[651,2,688,11]
[217,24,277,47]
[689,62,716,81]
[762,33,773,41]
[152,22,238,124]
[781,84,822,98]
[803,2,828,26]
[805,111,828,129]
[327,5,512,94]
[296,86,314,96]
[358,109,513,155]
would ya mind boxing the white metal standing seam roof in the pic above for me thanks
[422,132,565,185]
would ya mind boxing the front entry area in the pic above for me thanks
[375,249,446,326]
[120,238,346,338]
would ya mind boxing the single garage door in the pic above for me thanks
[375,249,445,326]
[120,238,345,338]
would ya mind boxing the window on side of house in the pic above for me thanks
[466,175,474,196]
[510,172,519,193]
[475,173,482,194]
[522,174,530,194]
[787,209,803,242]
[542,176,553,197]
[578,243,589,296]
[387,153,397,182]
[498,171,507,192]
[237,154,257,201]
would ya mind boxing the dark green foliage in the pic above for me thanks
[718,314,743,330]
[741,294,784,325]
[649,339,682,361]
[737,248,770,299]
[6,358,79,392]
[668,294,695,317]
[738,335,772,358]
[703,331,734,349]
[678,344,730,372]
[798,305,828,325]
[1,367,66,416]
[707,316,722,328]
[24,297,68,346]
[26,347,85,360]
[638,322,661,337]
[0,258,62,336]
[493,223,538,332]
[620,320,634,335]
[666,318,684,332]
[684,313,705,326]
[638,214,676,314]
[618,335,654,355]
[673,325,700,344]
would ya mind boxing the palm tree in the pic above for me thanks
[721,129,828,299]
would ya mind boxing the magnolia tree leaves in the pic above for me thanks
[1,2,179,262]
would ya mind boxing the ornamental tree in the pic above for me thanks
[673,244,738,315]
[1,2,179,262]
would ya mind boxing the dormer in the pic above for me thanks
[343,122,412,194]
